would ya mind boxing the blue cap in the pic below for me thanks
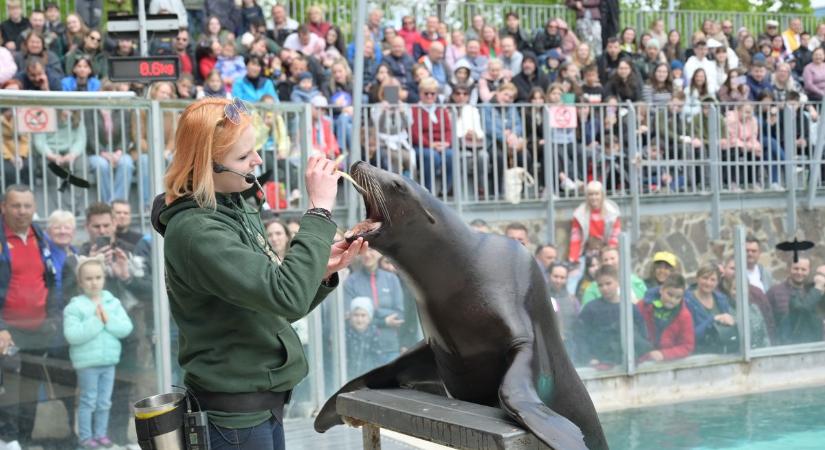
[670,60,684,71]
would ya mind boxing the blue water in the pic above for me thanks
[599,386,825,449]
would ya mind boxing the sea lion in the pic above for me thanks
[316,162,608,450]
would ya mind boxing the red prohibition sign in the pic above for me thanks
[23,108,49,132]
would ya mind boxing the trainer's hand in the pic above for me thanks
[324,237,368,279]
[305,155,340,211]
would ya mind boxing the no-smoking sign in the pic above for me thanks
[16,107,57,133]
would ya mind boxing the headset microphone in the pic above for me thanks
[213,163,256,184]
[213,163,269,207]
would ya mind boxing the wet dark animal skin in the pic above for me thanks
[315,163,608,450]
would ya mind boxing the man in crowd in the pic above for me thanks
[15,58,61,91]
[112,200,144,249]
[459,39,489,81]
[580,246,647,305]
[745,235,773,293]
[597,37,629,84]
[499,36,524,78]
[0,185,61,446]
[0,1,30,51]
[505,222,531,247]
[412,15,447,61]
[384,36,415,85]
[785,264,825,344]
[767,257,811,344]
[269,3,299,47]
[421,41,450,89]
[499,12,532,53]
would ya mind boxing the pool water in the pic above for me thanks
[599,386,825,449]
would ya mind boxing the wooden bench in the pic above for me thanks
[336,388,553,450]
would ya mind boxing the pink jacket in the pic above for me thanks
[0,47,17,85]
[720,111,762,153]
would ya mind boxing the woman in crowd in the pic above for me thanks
[64,29,107,78]
[556,19,579,56]
[642,62,673,105]
[321,26,345,68]
[232,55,278,102]
[663,29,684,63]
[568,181,621,264]
[16,31,64,77]
[369,77,415,174]
[265,219,292,262]
[684,68,712,117]
[478,58,507,103]
[619,27,637,54]
[771,62,804,102]
[803,48,825,101]
[61,55,100,93]
[1,79,29,187]
[325,58,355,153]
[685,264,737,354]
[46,209,78,301]
[735,33,755,68]
[153,97,365,450]
[712,46,731,91]
[450,83,486,191]
[533,19,561,66]
[411,78,453,195]
[445,29,466,69]
[306,5,331,38]
[62,13,89,57]
[483,82,528,194]
[721,270,771,348]
[648,19,667,46]
[571,42,594,70]
[603,59,642,102]
[717,68,750,103]
[720,102,762,188]
[202,16,230,45]
[480,25,500,58]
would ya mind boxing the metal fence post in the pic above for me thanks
[543,108,556,246]
[348,0,368,228]
[734,225,751,361]
[451,107,463,215]
[619,233,635,375]
[806,99,825,209]
[626,102,640,241]
[298,103,312,210]
[708,105,722,240]
[149,100,173,392]
[783,105,797,234]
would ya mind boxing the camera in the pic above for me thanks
[95,236,112,249]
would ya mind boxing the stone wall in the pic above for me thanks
[495,207,825,280]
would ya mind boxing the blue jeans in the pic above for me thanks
[334,113,353,153]
[77,365,115,441]
[762,137,786,184]
[416,147,454,194]
[89,154,134,203]
[209,416,285,450]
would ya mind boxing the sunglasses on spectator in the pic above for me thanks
[422,91,438,96]
[453,91,469,96]
[223,97,250,125]
[88,35,101,41]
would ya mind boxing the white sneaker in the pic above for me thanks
[561,177,578,192]
[770,182,784,191]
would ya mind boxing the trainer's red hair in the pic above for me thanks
[164,98,252,209]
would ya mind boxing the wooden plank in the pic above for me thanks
[337,389,551,449]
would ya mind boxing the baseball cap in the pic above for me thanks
[653,251,678,268]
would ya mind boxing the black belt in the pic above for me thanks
[190,389,291,415]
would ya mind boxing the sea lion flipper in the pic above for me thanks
[499,341,587,450]
[314,341,442,433]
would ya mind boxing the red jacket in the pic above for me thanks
[411,105,452,149]
[637,300,695,361]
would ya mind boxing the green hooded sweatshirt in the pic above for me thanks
[154,193,337,428]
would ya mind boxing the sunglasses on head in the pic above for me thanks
[223,97,250,125]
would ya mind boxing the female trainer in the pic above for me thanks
[150,97,366,450]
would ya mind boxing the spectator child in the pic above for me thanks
[290,71,321,103]
[197,69,229,98]
[573,265,650,367]
[309,95,340,159]
[345,297,382,378]
[637,273,695,362]
[63,257,134,449]
[215,41,246,87]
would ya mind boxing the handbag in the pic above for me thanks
[504,167,535,204]
[30,359,71,440]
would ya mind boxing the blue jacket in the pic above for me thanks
[684,287,733,342]
[232,76,278,103]
[746,74,773,101]
[343,267,404,354]
[61,76,101,92]
[0,221,59,332]
[63,290,133,369]
[483,101,523,143]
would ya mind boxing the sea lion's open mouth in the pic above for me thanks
[344,164,388,242]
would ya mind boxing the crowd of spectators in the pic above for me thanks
[3,2,825,203]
